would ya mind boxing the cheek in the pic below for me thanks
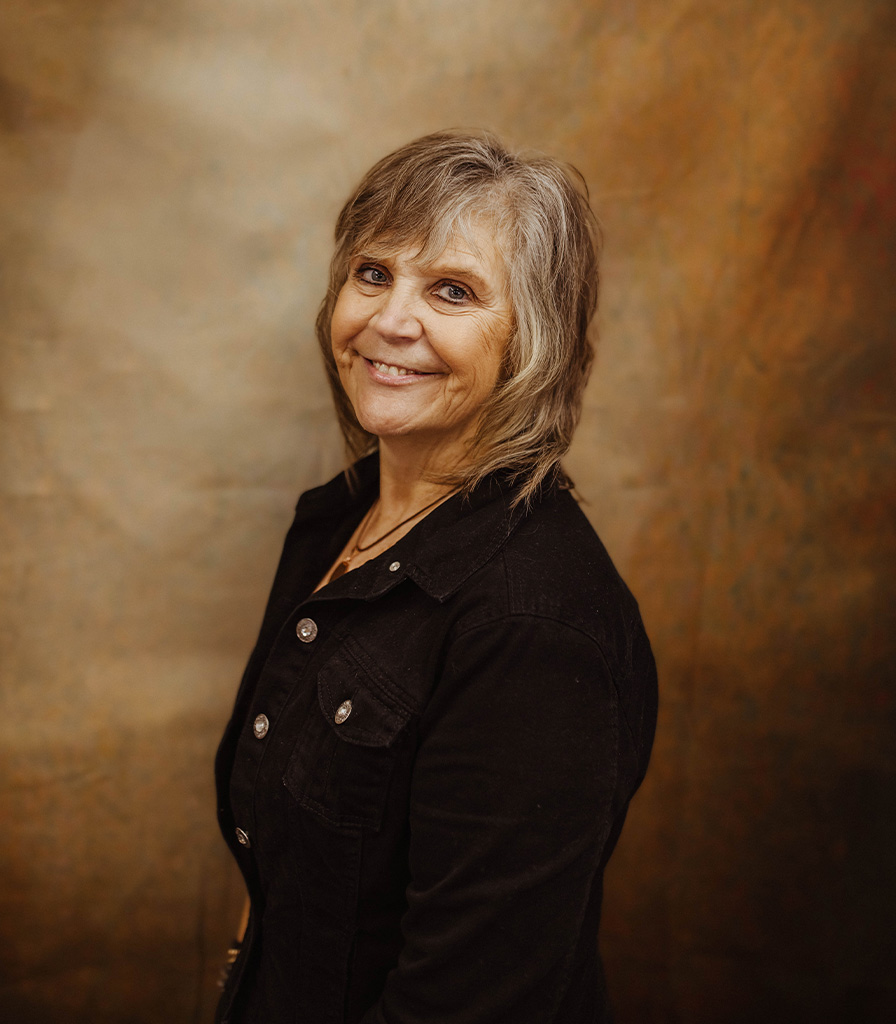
[330,289,357,360]
[476,321,510,390]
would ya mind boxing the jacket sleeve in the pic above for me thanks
[361,613,626,1024]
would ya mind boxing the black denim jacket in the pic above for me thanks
[215,456,657,1024]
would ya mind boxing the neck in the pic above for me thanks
[375,437,466,521]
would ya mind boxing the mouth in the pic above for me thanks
[367,358,436,378]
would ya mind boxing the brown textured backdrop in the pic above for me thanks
[1,1,894,1021]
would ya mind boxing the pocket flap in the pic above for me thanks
[317,652,409,748]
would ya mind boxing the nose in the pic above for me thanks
[370,283,423,341]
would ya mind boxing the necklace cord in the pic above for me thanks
[327,489,457,585]
[355,492,453,553]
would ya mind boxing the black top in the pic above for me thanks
[215,454,657,1024]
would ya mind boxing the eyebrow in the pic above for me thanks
[429,265,490,292]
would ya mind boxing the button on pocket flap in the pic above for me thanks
[317,657,408,748]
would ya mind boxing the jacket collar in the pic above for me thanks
[295,453,530,604]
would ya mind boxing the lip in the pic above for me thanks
[363,356,442,384]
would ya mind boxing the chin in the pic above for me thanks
[354,413,416,439]
[351,400,419,439]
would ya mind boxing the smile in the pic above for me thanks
[369,359,433,377]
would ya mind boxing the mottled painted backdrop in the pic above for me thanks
[2,1,894,1021]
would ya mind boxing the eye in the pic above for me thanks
[435,281,472,305]
[355,264,390,286]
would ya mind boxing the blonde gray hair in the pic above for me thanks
[315,129,601,506]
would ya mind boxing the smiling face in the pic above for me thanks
[330,225,513,470]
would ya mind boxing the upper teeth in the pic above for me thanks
[372,360,418,377]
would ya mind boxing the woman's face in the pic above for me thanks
[330,224,512,467]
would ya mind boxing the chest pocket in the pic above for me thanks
[283,649,411,831]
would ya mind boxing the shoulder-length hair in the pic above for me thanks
[315,129,601,506]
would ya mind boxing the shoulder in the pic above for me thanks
[442,485,657,777]
[461,488,644,651]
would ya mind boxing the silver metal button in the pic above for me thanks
[235,828,251,847]
[296,617,318,643]
[334,700,353,724]
[253,714,269,739]
[389,561,401,572]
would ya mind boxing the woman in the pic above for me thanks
[215,130,657,1024]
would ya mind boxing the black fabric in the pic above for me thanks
[214,455,658,1024]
